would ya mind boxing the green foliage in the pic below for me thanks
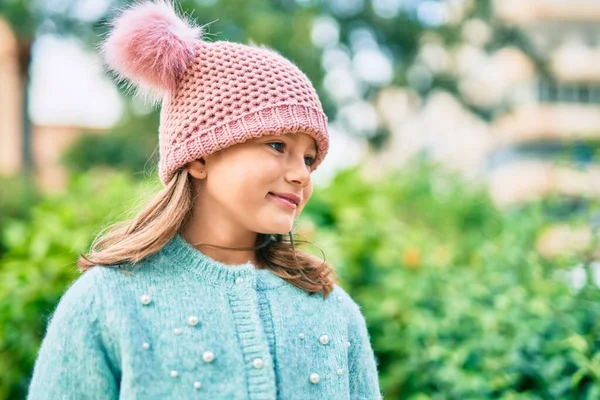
[1,163,599,398]
[0,0,41,39]
[63,109,160,178]
[0,176,40,254]
[0,170,158,399]
[307,162,600,399]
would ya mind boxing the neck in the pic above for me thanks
[180,223,258,266]
[158,234,285,289]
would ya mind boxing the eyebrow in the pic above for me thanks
[293,135,317,153]
[300,141,317,154]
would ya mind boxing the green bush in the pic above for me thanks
[0,175,40,255]
[1,162,599,399]
[62,111,160,177]
[0,170,158,399]
[307,163,600,399]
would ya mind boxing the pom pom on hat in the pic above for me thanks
[99,0,330,186]
[101,0,201,98]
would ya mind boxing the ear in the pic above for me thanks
[186,158,207,180]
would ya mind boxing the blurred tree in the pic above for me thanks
[0,1,36,178]
[0,0,89,180]
[314,0,548,142]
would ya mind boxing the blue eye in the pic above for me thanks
[268,142,285,152]
[268,142,315,167]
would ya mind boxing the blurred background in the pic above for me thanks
[1,0,600,398]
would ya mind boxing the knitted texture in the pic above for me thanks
[158,40,329,185]
[27,234,382,399]
[101,1,329,186]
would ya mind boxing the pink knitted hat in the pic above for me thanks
[101,0,329,186]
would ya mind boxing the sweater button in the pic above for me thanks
[298,333,305,340]
[252,358,264,369]
[188,315,200,326]
[235,277,243,285]
[319,335,329,345]
[193,381,202,390]
[203,350,214,363]
[337,368,344,375]
[309,373,320,384]
[170,370,178,378]
[140,294,151,305]
[142,342,150,350]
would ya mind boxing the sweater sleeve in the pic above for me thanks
[27,269,119,400]
[343,291,383,400]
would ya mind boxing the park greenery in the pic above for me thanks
[1,162,599,399]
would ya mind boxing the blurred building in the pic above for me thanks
[0,17,21,178]
[366,0,600,258]
[489,0,600,207]
[0,17,108,193]
[368,87,492,181]
[489,0,600,257]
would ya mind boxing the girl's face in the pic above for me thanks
[189,132,317,236]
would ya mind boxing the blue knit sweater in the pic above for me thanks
[27,233,382,399]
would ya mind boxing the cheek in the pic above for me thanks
[303,183,313,201]
[206,163,259,206]
[296,184,313,214]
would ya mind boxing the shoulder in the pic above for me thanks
[288,282,365,315]
[49,267,112,320]
[54,267,103,310]
[39,267,109,344]
[40,264,139,356]
[332,284,365,317]
[331,284,373,334]
[51,265,132,321]
[67,264,132,294]
[29,267,122,398]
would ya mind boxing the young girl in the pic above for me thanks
[27,1,381,399]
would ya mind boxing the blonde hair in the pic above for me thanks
[77,169,336,298]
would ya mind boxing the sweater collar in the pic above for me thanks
[159,233,286,290]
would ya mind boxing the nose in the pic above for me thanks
[286,154,311,186]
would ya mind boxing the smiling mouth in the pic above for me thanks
[268,193,298,209]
